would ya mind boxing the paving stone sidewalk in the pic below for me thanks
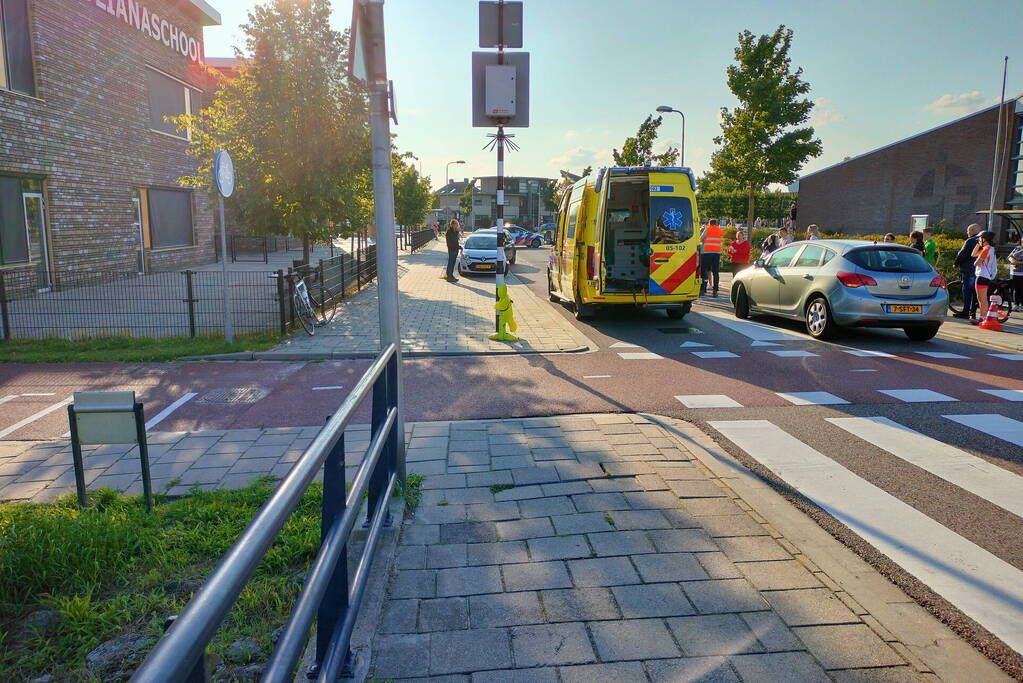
[264,240,592,357]
[369,413,987,682]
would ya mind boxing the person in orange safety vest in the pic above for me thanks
[700,219,723,297]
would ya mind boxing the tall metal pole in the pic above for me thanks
[364,0,405,481]
[494,0,506,327]
[218,195,233,344]
[986,56,1009,234]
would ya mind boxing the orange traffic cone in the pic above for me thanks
[978,295,1003,331]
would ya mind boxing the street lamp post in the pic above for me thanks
[655,106,685,167]
[446,159,466,186]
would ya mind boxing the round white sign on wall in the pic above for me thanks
[213,149,235,198]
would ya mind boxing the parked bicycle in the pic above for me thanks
[946,277,1013,322]
[291,271,338,335]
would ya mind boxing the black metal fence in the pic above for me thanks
[0,244,379,340]
[408,228,436,253]
[134,344,401,681]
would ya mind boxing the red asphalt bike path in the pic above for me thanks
[0,349,1019,441]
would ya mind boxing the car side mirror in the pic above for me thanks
[754,258,765,268]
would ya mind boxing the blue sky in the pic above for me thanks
[203,0,1023,190]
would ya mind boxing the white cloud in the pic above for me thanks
[924,90,992,116]
[810,97,845,128]
[564,130,579,139]
[547,146,605,171]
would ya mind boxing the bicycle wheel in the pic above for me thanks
[946,280,963,315]
[309,286,339,325]
[293,292,317,335]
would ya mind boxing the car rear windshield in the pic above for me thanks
[845,247,932,273]
[464,235,496,250]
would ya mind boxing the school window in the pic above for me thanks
[137,188,194,249]
[146,68,202,139]
[0,0,36,96]
[0,175,42,264]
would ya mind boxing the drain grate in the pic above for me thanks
[657,327,703,334]
[198,387,271,404]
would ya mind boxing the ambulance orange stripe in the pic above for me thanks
[657,253,699,293]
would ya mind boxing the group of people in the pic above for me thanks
[698,221,822,297]
[953,223,1023,325]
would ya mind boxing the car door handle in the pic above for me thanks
[803,274,814,280]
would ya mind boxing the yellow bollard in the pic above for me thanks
[489,283,519,341]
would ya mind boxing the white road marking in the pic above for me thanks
[679,341,712,348]
[695,310,808,342]
[583,375,612,379]
[768,350,819,358]
[610,342,641,348]
[842,350,895,358]
[850,369,878,373]
[0,398,72,439]
[709,419,1023,653]
[21,392,56,397]
[0,395,20,406]
[917,351,970,359]
[691,351,738,359]
[989,353,1023,361]
[675,395,742,409]
[144,392,198,430]
[828,416,1023,518]
[879,389,957,403]
[311,385,345,391]
[943,414,1023,447]
[751,341,781,347]
[777,392,849,406]
[617,352,663,360]
[979,389,1023,402]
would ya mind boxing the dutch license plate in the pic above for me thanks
[889,304,922,314]
[475,264,493,270]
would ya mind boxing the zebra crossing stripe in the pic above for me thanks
[617,352,664,360]
[878,389,957,403]
[989,353,1023,360]
[675,395,742,409]
[943,414,1023,447]
[708,419,1023,653]
[691,351,738,359]
[841,350,895,358]
[827,416,1023,519]
[978,389,1023,402]
[777,392,848,406]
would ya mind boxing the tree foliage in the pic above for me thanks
[175,0,370,263]
[612,116,678,167]
[393,153,432,228]
[459,181,475,217]
[697,191,796,224]
[709,25,821,226]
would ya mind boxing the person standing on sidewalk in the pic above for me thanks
[726,229,751,275]
[952,224,981,320]
[443,219,460,282]
[778,227,794,246]
[909,230,925,254]
[970,230,997,324]
[805,224,820,241]
[922,227,937,266]
[700,219,723,297]
[1008,233,1023,308]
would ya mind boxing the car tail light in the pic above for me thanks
[836,271,877,288]
[587,246,597,280]
[929,275,947,288]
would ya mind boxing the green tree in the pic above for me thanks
[709,25,821,227]
[175,0,369,264]
[392,154,432,229]
[459,180,475,218]
[612,116,678,167]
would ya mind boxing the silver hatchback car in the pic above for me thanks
[730,240,948,341]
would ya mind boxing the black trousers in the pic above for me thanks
[446,251,458,277]
[701,253,721,292]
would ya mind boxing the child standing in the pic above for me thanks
[922,228,937,266]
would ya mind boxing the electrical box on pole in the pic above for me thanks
[472,51,529,127]
[484,65,516,117]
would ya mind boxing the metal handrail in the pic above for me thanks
[132,343,400,682]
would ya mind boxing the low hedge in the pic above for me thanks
[715,229,1005,283]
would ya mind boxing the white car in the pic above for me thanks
[457,229,516,275]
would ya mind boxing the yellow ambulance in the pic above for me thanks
[547,166,701,319]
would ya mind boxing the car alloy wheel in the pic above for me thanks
[806,298,829,337]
